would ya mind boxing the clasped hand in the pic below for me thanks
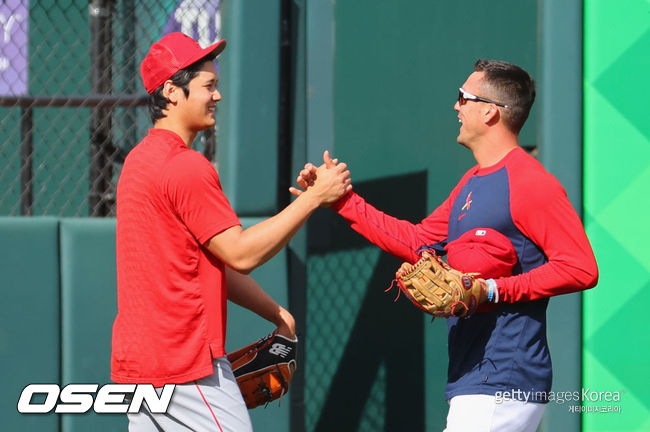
[289,150,352,206]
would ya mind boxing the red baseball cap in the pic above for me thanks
[445,228,518,279]
[140,32,226,94]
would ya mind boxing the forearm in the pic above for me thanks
[334,192,446,263]
[240,193,320,266]
[496,253,598,303]
[208,192,320,273]
[226,267,295,337]
[209,157,352,273]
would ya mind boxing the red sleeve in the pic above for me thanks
[332,173,471,263]
[496,170,598,303]
[162,151,241,244]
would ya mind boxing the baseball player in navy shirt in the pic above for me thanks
[292,59,598,432]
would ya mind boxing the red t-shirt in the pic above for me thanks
[111,128,240,386]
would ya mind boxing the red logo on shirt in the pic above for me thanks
[458,192,472,220]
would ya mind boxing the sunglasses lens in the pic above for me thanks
[458,90,465,105]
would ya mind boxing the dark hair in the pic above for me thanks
[474,59,535,134]
[147,57,213,123]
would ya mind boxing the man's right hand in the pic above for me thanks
[289,150,352,206]
[205,150,351,273]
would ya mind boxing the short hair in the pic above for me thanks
[474,59,536,134]
[147,58,213,123]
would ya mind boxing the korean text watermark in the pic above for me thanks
[494,388,622,413]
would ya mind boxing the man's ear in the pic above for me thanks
[483,105,500,125]
[163,81,179,103]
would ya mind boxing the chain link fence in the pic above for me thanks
[302,176,430,432]
[0,0,222,217]
[305,247,386,432]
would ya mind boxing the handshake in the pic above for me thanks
[288,150,352,207]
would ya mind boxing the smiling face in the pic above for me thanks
[175,60,221,132]
[453,71,492,148]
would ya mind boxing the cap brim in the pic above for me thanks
[200,39,226,62]
[179,39,227,71]
[205,39,226,60]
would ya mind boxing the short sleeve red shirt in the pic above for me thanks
[111,129,240,386]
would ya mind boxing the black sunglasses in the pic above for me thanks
[458,88,510,108]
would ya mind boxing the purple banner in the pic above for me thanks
[162,0,222,48]
[0,0,28,96]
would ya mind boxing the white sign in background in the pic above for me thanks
[0,0,28,96]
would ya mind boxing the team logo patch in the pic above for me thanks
[461,192,472,211]
[458,192,473,221]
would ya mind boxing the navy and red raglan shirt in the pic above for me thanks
[332,146,598,401]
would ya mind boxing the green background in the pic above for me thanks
[582,0,650,431]
[2,0,649,431]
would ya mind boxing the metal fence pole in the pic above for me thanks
[89,0,115,216]
[19,105,33,216]
[117,0,137,167]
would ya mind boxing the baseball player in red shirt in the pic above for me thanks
[112,32,351,431]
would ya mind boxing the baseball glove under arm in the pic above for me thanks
[394,250,486,318]
[227,330,297,409]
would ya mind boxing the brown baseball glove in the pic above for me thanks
[227,330,297,409]
[394,250,485,318]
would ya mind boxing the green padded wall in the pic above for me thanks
[538,1,584,431]
[217,0,281,215]
[0,217,60,431]
[329,1,537,201]
[583,1,650,431]
[225,217,291,432]
[59,218,125,431]
[303,1,538,431]
[54,216,291,431]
